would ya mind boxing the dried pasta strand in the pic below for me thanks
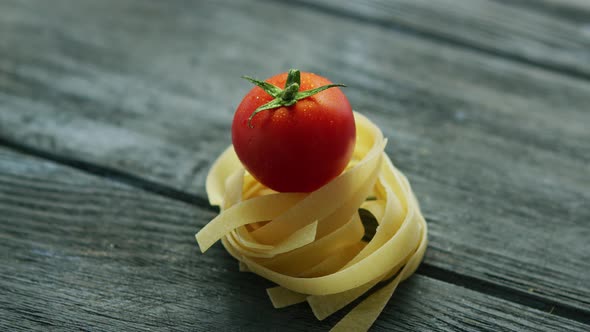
[258,214,364,275]
[308,278,381,321]
[196,112,428,331]
[196,193,306,252]
[330,273,403,332]
[266,287,308,308]
[331,218,428,332]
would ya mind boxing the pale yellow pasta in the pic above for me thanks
[196,112,428,331]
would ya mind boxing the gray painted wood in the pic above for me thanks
[0,0,589,317]
[1,147,587,331]
[304,0,590,78]
[493,0,590,24]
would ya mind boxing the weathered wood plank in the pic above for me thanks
[493,0,590,23]
[301,0,590,78]
[0,0,589,314]
[1,147,588,331]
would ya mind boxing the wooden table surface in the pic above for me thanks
[1,0,589,331]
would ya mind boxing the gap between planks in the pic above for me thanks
[266,0,590,83]
[1,136,588,326]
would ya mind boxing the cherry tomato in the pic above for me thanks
[232,69,356,192]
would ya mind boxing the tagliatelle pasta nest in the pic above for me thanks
[196,112,428,331]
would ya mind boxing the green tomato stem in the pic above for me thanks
[280,82,300,103]
[285,69,301,87]
[242,69,346,128]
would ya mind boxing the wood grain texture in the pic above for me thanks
[1,147,588,332]
[0,0,589,315]
[301,0,590,78]
[493,0,590,23]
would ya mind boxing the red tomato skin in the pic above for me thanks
[232,71,356,193]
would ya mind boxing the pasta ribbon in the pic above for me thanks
[196,112,428,331]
